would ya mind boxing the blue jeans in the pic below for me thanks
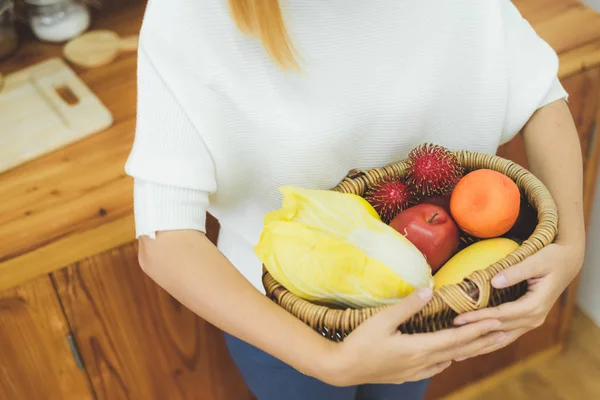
[224,333,430,400]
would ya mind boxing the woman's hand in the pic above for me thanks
[318,288,505,386]
[451,239,584,359]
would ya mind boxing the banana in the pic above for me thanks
[434,237,520,289]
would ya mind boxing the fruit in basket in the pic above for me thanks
[405,143,463,196]
[419,193,452,214]
[364,177,415,223]
[450,169,520,238]
[254,186,434,308]
[433,237,520,289]
[389,204,460,273]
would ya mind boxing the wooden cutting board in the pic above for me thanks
[0,57,113,174]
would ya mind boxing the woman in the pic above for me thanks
[125,0,586,399]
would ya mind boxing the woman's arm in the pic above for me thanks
[138,229,335,378]
[454,99,586,354]
[139,229,504,386]
[522,98,586,250]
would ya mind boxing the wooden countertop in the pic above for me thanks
[0,1,144,291]
[1,0,600,292]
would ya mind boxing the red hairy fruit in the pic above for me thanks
[405,143,463,197]
[364,177,415,223]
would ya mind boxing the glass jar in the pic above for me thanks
[24,0,90,43]
[0,0,18,59]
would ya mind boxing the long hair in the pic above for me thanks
[227,0,298,69]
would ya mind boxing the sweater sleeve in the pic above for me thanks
[124,47,216,239]
[499,0,569,145]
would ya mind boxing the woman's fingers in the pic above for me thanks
[439,330,506,362]
[369,360,453,385]
[407,361,453,382]
[455,329,525,361]
[490,261,543,289]
[453,292,537,326]
[406,318,501,354]
[369,287,433,333]
[495,315,546,331]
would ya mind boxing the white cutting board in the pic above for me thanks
[0,57,113,174]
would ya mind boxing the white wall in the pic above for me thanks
[581,0,600,12]
[578,175,600,327]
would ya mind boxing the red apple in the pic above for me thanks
[389,203,460,273]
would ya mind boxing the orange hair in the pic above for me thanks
[227,0,298,69]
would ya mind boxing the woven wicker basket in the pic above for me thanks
[262,150,558,341]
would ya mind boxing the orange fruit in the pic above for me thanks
[449,169,520,238]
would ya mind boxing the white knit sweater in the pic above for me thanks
[125,0,568,292]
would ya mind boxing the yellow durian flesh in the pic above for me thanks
[255,186,433,308]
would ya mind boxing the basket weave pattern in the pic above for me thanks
[262,151,558,341]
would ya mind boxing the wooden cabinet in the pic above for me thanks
[51,241,252,400]
[0,275,93,400]
[0,241,253,400]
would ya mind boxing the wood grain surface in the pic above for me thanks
[513,0,600,54]
[558,41,600,79]
[0,275,93,399]
[2,0,600,291]
[425,288,564,399]
[440,345,563,400]
[0,2,142,290]
[51,241,253,400]
[0,59,136,262]
[470,308,600,400]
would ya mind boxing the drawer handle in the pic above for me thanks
[67,333,85,370]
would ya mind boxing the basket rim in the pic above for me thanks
[262,149,558,335]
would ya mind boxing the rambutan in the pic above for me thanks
[405,143,463,196]
[364,177,414,223]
